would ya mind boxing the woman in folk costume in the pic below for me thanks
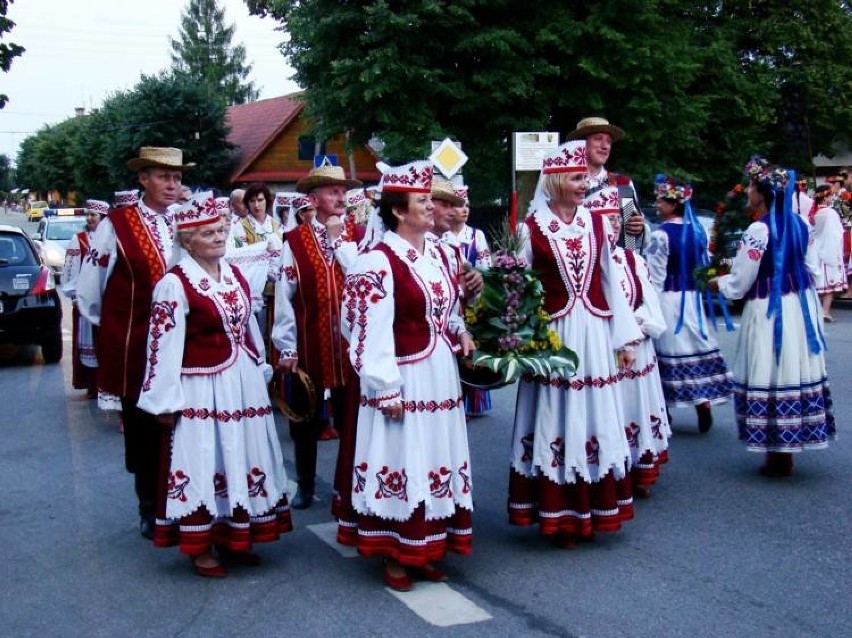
[137,192,292,578]
[61,200,109,398]
[230,182,283,340]
[341,160,476,591]
[445,183,493,418]
[508,141,643,547]
[646,176,732,433]
[809,185,847,321]
[709,159,834,477]
[586,187,671,499]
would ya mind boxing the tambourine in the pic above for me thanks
[274,367,318,423]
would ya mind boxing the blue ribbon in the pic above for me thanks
[674,199,708,338]
[765,169,823,361]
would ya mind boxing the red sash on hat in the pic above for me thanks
[287,223,348,389]
[98,206,168,401]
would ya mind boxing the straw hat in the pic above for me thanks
[431,175,464,206]
[566,116,626,142]
[126,147,195,172]
[295,160,363,193]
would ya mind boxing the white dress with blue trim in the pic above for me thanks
[717,217,835,452]
[647,219,733,407]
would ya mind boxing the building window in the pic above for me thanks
[298,136,326,161]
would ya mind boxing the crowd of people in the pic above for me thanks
[60,115,838,587]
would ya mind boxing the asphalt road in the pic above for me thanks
[2,208,851,637]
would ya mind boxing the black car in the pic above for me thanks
[0,224,63,362]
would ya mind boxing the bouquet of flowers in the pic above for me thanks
[693,262,730,293]
[712,182,756,261]
[462,221,578,385]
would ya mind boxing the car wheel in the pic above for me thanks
[41,329,63,364]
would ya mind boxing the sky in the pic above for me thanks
[0,0,300,164]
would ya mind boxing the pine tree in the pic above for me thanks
[170,0,259,106]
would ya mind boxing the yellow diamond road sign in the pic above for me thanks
[430,138,468,178]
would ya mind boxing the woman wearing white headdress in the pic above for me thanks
[61,200,110,399]
[586,187,670,499]
[508,141,642,548]
[341,160,475,591]
[809,184,846,321]
[138,192,292,578]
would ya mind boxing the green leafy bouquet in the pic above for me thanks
[462,222,579,384]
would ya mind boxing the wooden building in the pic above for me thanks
[226,93,381,189]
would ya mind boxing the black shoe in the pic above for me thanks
[139,516,155,540]
[696,405,713,433]
[291,488,315,510]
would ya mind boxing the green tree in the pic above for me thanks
[0,0,25,108]
[718,0,852,172]
[14,120,82,195]
[0,153,13,191]
[16,71,233,198]
[171,0,259,105]
[247,0,852,205]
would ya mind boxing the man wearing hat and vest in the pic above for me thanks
[77,146,192,539]
[567,116,646,250]
[61,199,110,400]
[272,158,362,509]
[430,175,484,299]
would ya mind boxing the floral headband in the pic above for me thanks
[654,174,693,203]
[744,155,788,190]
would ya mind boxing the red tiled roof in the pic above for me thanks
[226,95,304,183]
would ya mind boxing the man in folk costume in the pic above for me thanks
[61,200,109,399]
[272,158,362,509]
[77,147,192,540]
[567,116,647,251]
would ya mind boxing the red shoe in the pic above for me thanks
[634,485,652,499]
[383,561,413,592]
[409,563,448,582]
[549,533,576,549]
[318,426,339,441]
[191,556,227,578]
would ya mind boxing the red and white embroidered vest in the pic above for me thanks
[375,242,456,364]
[172,265,260,374]
[526,212,611,319]
[99,205,169,401]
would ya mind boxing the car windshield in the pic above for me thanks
[0,234,37,266]
[45,219,87,240]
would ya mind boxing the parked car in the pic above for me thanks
[0,224,63,362]
[25,201,49,221]
[32,212,88,278]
